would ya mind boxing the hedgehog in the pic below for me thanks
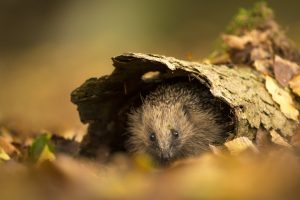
[126,82,228,165]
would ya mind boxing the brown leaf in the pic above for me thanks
[141,71,161,82]
[265,75,299,121]
[253,59,272,75]
[209,144,223,156]
[222,34,251,50]
[224,137,258,155]
[274,55,300,87]
[0,137,21,159]
[289,73,300,96]
[270,130,292,148]
[250,47,271,61]
[223,30,270,51]
[0,147,10,161]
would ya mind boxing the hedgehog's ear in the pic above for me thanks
[182,105,191,118]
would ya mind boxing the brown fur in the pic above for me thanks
[127,82,226,165]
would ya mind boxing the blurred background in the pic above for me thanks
[0,0,299,133]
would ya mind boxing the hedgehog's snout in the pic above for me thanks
[159,150,173,164]
[160,151,172,161]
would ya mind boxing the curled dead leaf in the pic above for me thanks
[251,47,270,61]
[223,30,269,51]
[141,71,161,82]
[270,130,292,148]
[253,59,272,75]
[289,73,300,96]
[274,55,300,87]
[265,76,299,121]
[222,34,251,50]
[0,147,10,161]
[209,144,223,156]
[0,137,21,159]
[224,137,258,155]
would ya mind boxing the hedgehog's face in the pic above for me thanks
[127,103,197,165]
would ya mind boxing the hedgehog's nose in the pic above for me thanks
[161,152,171,162]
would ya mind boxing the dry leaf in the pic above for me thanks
[253,59,272,75]
[274,55,300,87]
[224,137,258,155]
[0,127,13,143]
[250,47,270,61]
[250,46,273,75]
[223,30,269,50]
[0,147,10,161]
[289,73,300,96]
[209,144,223,156]
[247,30,269,46]
[222,34,251,50]
[265,75,299,121]
[141,71,161,82]
[0,137,21,158]
[132,154,154,172]
[270,130,292,148]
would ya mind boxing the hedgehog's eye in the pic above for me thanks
[149,132,156,142]
[171,129,179,138]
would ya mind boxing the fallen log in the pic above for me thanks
[71,53,298,157]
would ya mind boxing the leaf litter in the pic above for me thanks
[1,2,300,200]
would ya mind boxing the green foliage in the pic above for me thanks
[226,1,273,35]
[28,133,55,163]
